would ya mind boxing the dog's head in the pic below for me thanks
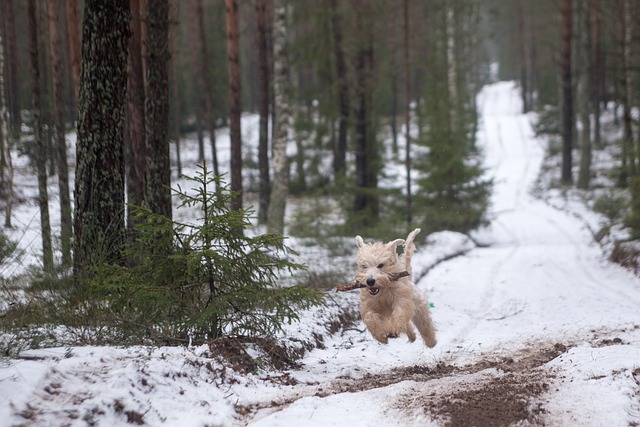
[354,236,405,296]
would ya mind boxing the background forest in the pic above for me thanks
[1,0,640,344]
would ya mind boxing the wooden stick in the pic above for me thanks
[336,271,410,292]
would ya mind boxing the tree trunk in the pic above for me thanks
[188,0,205,162]
[330,0,349,179]
[170,8,182,178]
[560,0,573,185]
[0,19,14,229]
[591,0,602,149]
[577,0,592,190]
[2,0,20,134]
[74,0,129,273]
[65,0,81,102]
[28,0,53,273]
[226,0,243,212]
[621,0,635,181]
[267,0,291,234]
[446,5,458,132]
[403,0,412,226]
[256,0,271,224]
[197,0,220,179]
[352,0,378,224]
[145,0,172,220]
[126,0,147,228]
[47,0,73,266]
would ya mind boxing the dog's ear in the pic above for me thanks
[355,236,365,248]
[386,238,405,252]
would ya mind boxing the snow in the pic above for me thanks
[2,81,640,426]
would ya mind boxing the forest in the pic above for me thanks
[1,0,640,344]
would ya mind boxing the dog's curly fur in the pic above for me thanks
[355,228,437,347]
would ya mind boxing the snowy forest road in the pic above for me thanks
[247,82,640,426]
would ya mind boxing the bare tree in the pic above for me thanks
[256,0,271,224]
[403,0,412,225]
[197,0,220,179]
[577,0,592,190]
[560,0,573,184]
[65,0,81,101]
[0,13,14,228]
[28,0,53,272]
[47,0,73,266]
[330,0,349,179]
[226,0,243,212]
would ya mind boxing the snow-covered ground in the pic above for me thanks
[2,82,640,426]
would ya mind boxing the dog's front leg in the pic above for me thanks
[362,311,390,344]
[389,303,415,340]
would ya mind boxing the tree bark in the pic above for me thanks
[560,0,573,185]
[0,17,14,229]
[330,0,349,179]
[28,0,53,273]
[267,0,291,234]
[126,0,147,228]
[352,0,378,225]
[197,0,220,179]
[2,0,20,134]
[256,0,271,224]
[226,0,243,212]
[577,0,592,190]
[188,0,206,162]
[74,0,130,273]
[403,0,412,226]
[47,0,73,266]
[145,0,172,220]
[65,0,82,102]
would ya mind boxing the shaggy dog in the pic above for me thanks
[355,228,437,347]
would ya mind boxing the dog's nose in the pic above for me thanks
[366,278,376,287]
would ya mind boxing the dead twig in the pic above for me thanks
[335,271,410,292]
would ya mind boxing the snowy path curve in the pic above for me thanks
[248,82,640,426]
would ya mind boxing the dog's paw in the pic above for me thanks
[387,333,399,339]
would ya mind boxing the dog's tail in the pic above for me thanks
[413,291,437,348]
[403,228,421,278]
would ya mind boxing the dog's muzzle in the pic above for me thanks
[366,278,379,296]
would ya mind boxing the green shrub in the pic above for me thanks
[95,165,323,343]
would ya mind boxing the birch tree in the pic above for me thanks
[267,0,291,234]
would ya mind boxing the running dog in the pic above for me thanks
[354,228,437,347]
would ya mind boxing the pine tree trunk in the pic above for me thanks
[226,0,243,212]
[256,0,271,224]
[188,0,205,162]
[0,22,14,228]
[560,0,573,185]
[74,0,129,273]
[591,0,602,149]
[28,0,53,273]
[146,0,172,220]
[352,0,378,224]
[65,0,81,102]
[621,0,636,181]
[330,0,349,179]
[403,0,412,225]
[3,0,20,134]
[47,0,73,266]
[577,0,592,190]
[267,0,291,234]
[197,0,220,179]
[171,14,182,178]
[126,0,147,228]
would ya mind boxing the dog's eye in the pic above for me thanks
[360,264,367,270]
[377,263,384,268]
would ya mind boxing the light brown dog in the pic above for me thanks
[355,228,437,347]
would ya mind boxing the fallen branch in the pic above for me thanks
[336,271,410,292]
